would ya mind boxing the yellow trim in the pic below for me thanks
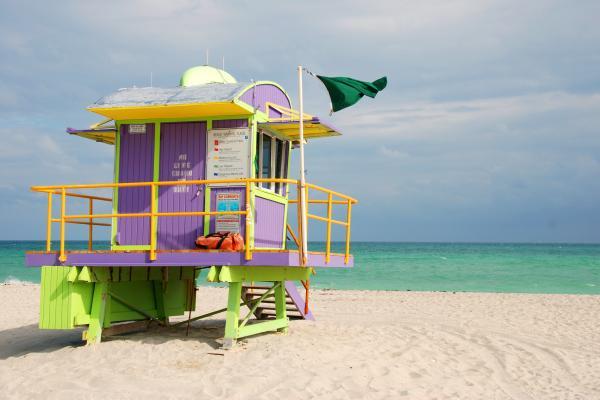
[88,102,252,120]
[33,178,357,264]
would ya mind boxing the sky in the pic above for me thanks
[1,0,600,242]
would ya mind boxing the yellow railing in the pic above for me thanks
[32,178,357,265]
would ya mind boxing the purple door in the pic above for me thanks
[117,124,154,246]
[157,122,206,249]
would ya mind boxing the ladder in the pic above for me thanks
[241,281,314,321]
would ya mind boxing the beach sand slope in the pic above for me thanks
[0,284,599,399]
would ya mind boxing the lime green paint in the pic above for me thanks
[116,115,252,125]
[180,65,237,86]
[203,185,211,236]
[111,123,121,247]
[209,265,310,283]
[254,187,287,204]
[85,281,108,344]
[237,318,288,339]
[152,122,161,248]
[40,266,92,329]
[39,266,197,344]
[223,280,290,344]
[224,281,242,342]
[111,244,151,251]
[274,282,287,331]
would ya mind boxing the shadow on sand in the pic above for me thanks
[0,319,227,359]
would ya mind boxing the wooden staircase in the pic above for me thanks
[241,281,314,321]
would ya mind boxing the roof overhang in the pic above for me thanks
[258,118,341,140]
[88,101,252,120]
[67,127,116,145]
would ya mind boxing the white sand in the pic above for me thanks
[0,284,599,399]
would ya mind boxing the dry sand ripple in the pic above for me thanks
[0,284,599,399]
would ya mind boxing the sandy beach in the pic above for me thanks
[0,284,598,399]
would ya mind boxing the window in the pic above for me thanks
[257,131,289,195]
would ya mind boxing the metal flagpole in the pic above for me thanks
[298,65,309,265]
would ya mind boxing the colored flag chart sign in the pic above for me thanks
[215,192,241,233]
[206,128,250,180]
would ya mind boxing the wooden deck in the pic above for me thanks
[25,249,353,268]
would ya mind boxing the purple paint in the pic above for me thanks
[254,196,285,248]
[212,119,248,129]
[117,124,155,245]
[158,122,206,249]
[285,281,315,320]
[25,251,354,268]
[238,84,291,118]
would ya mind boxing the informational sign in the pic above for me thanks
[129,124,146,134]
[171,153,193,193]
[215,192,241,233]
[206,128,250,180]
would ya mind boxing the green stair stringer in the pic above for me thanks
[207,266,311,349]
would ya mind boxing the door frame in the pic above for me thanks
[111,115,254,251]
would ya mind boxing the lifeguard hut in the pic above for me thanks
[26,65,356,347]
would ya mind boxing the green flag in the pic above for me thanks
[316,75,387,112]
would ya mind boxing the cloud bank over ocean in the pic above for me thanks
[1,0,599,242]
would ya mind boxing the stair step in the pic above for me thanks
[256,305,299,312]
[259,309,302,316]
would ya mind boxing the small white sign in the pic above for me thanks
[129,124,146,134]
[207,128,250,180]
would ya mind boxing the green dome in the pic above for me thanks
[179,65,237,87]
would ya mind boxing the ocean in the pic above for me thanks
[2,241,599,294]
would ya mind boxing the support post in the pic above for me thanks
[274,281,288,333]
[85,282,109,345]
[223,281,242,349]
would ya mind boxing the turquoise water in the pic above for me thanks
[2,241,599,294]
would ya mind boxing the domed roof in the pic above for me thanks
[179,65,237,87]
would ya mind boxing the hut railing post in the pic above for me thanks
[88,198,94,251]
[245,180,252,261]
[345,199,352,264]
[296,181,304,265]
[325,192,332,263]
[46,192,52,252]
[150,183,157,261]
[59,188,66,262]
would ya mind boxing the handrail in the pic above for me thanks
[32,178,356,265]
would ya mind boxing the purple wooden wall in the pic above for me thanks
[254,196,285,248]
[157,122,206,249]
[212,119,249,129]
[117,124,154,246]
[238,84,291,118]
